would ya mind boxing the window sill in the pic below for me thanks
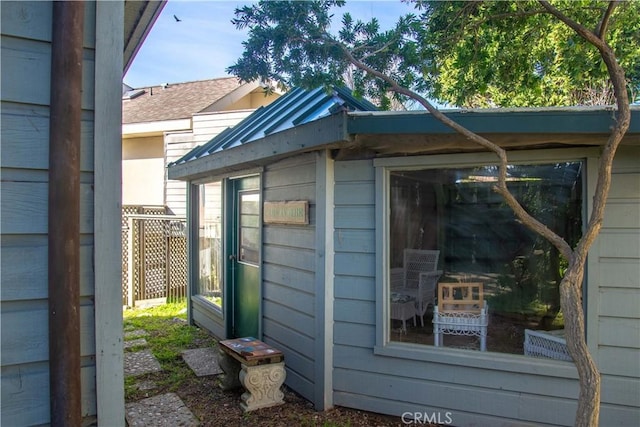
[374,341,578,379]
[192,294,223,317]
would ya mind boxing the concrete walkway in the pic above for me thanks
[123,329,222,426]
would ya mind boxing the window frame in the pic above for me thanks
[193,179,226,315]
[373,147,598,375]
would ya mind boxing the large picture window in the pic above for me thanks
[198,181,224,308]
[387,161,584,357]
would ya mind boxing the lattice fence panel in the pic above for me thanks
[122,206,186,306]
[140,217,168,300]
[122,224,129,304]
[132,219,142,302]
[167,220,188,301]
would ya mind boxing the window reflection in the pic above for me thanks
[198,182,223,307]
[388,162,583,356]
[239,192,260,264]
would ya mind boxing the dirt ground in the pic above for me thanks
[123,302,445,427]
[124,320,410,426]
[177,375,407,427]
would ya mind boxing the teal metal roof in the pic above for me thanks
[171,86,377,166]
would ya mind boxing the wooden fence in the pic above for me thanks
[122,206,187,307]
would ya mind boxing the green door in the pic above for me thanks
[228,177,261,338]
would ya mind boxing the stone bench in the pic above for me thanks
[217,337,286,411]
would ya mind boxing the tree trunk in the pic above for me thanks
[538,246,562,329]
[561,261,601,426]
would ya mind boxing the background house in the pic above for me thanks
[122,77,280,215]
[1,1,163,425]
[169,86,640,426]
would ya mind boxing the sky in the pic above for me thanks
[124,0,415,88]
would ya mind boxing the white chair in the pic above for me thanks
[391,249,442,327]
[524,329,571,361]
[433,282,489,351]
[390,292,417,333]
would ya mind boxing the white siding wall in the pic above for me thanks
[262,153,318,402]
[331,151,640,426]
[164,110,253,216]
[1,1,100,424]
[165,132,195,216]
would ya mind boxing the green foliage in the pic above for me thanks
[228,0,424,108]
[228,0,639,108]
[415,0,640,107]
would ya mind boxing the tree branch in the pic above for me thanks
[539,0,630,261]
[538,1,604,48]
[336,40,574,260]
[596,1,618,39]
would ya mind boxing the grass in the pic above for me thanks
[123,302,403,427]
[123,300,216,400]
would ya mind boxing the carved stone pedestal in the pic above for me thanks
[217,337,286,412]
[239,362,286,411]
[217,347,241,390]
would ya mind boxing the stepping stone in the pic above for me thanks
[135,380,157,391]
[125,329,148,339]
[181,348,222,377]
[125,393,199,426]
[124,349,162,377]
[124,338,148,350]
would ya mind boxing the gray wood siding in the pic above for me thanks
[191,297,225,339]
[331,153,640,426]
[596,146,640,414]
[261,153,318,402]
[1,2,100,423]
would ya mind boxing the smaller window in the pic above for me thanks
[197,181,224,308]
[238,192,260,264]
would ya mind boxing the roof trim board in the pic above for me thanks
[200,81,262,113]
[122,118,192,137]
[168,106,639,182]
[347,107,640,135]
[168,113,349,181]
[123,1,166,73]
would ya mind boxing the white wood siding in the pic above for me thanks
[165,111,253,216]
[192,110,253,145]
[1,1,105,424]
[331,151,640,426]
[165,132,195,216]
[262,153,318,403]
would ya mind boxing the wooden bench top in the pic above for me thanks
[219,337,284,366]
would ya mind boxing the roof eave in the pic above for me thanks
[347,107,640,135]
[168,112,349,181]
[169,107,640,182]
[200,81,262,113]
[123,1,166,73]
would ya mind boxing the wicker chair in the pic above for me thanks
[433,282,489,351]
[524,329,571,361]
[391,249,442,327]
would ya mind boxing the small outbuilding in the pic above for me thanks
[168,86,640,426]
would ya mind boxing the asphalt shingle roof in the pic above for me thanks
[122,77,244,124]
